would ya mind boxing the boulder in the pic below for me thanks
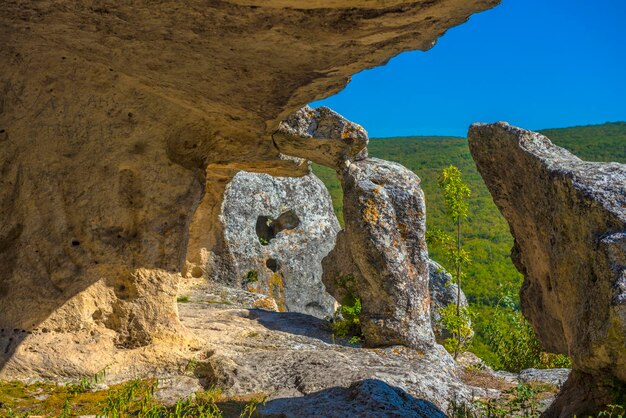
[258,379,445,418]
[518,368,570,388]
[273,105,369,167]
[323,158,434,349]
[216,171,339,318]
[468,122,626,415]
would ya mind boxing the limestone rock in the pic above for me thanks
[258,379,446,418]
[428,260,469,343]
[0,0,498,381]
[176,292,498,414]
[273,106,369,167]
[218,171,339,318]
[518,368,570,388]
[468,122,626,415]
[323,158,434,349]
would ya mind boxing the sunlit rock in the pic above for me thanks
[468,122,626,416]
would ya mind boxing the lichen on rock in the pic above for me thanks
[217,171,339,318]
[323,158,434,349]
[468,122,626,416]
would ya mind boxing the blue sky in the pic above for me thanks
[311,0,626,138]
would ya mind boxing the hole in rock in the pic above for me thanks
[256,210,300,245]
[190,266,204,278]
[71,239,80,246]
[266,258,279,272]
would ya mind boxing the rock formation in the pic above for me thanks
[273,106,369,167]
[0,0,499,378]
[258,379,446,418]
[468,122,626,416]
[322,158,434,349]
[428,260,470,343]
[0,0,500,381]
[215,170,339,318]
[273,105,435,349]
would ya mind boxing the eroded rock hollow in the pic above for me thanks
[468,122,626,416]
[217,170,339,318]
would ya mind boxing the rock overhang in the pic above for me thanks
[0,0,501,385]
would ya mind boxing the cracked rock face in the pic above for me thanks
[323,158,434,349]
[216,171,339,318]
[468,122,626,416]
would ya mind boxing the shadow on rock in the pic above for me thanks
[247,309,353,346]
[258,379,445,418]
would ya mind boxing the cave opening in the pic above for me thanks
[255,210,301,245]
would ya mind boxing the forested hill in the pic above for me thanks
[313,122,626,311]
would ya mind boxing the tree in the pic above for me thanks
[428,165,472,359]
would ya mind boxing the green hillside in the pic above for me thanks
[313,121,626,359]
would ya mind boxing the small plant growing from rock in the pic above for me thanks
[243,270,259,285]
[330,275,363,344]
[66,367,107,395]
[427,165,472,359]
[184,357,198,375]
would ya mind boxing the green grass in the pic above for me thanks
[0,379,266,417]
[313,121,626,361]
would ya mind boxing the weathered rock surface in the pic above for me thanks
[273,105,369,167]
[468,122,626,415]
[215,170,339,318]
[174,280,498,414]
[0,0,498,378]
[258,379,446,418]
[518,368,570,388]
[428,260,469,342]
[323,158,434,349]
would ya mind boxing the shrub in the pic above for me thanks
[440,304,474,356]
[484,295,571,372]
[330,293,362,344]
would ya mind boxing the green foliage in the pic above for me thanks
[438,165,471,221]
[440,304,474,356]
[484,296,571,372]
[428,165,473,359]
[0,378,263,417]
[330,293,362,343]
[176,295,190,303]
[59,397,72,418]
[66,368,107,395]
[243,270,259,284]
[313,122,626,364]
[330,275,363,344]
[184,357,198,375]
[448,382,549,418]
[239,394,266,418]
[596,404,625,418]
